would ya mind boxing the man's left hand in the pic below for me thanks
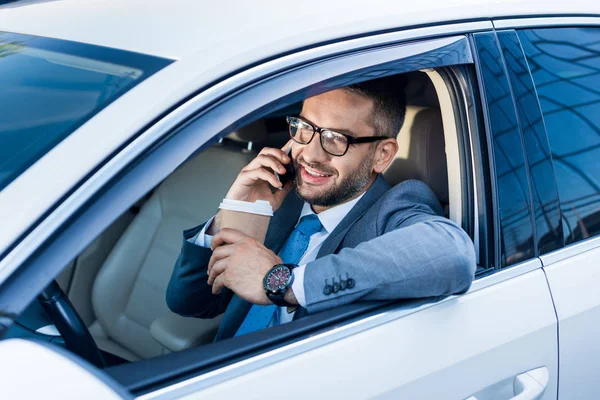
[208,228,281,305]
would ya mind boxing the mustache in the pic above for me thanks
[295,156,337,176]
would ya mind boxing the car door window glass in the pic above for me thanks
[474,32,534,267]
[0,32,172,192]
[519,28,600,244]
[497,30,563,255]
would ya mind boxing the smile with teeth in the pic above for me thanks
[303,165,332,178]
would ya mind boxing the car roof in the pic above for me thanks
[0,0,597,60]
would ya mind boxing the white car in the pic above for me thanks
[0,1,599,399]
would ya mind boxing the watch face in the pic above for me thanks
[264,265,292,293]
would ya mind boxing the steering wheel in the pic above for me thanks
[37,280,105,368]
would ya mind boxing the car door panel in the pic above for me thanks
[148,266,557,400]
[543,246,600,399]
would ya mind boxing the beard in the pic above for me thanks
[294,151,375,208]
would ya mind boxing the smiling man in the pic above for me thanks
[166,75,476,341]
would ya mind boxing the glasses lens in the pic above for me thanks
[321,130,348,156]
[288,117,314,144]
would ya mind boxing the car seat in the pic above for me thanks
[88,121,267,361]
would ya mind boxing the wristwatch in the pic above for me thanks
[264,263,297,307]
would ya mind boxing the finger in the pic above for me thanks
[282,139,293,153]
[239,167,282,189]
[211,228,250,250]
[257,147,290,164]
[212,274,226,295]
[207,244,236,275]
[243,154,286,174]
[208,258,228,285]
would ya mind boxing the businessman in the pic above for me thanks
[167,75,476,341]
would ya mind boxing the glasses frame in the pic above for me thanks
[286,116,389,156]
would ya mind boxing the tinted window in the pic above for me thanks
[474,32,534,267]
[497,30,563,255]
[519,28,600,244]
[0,32,172,191]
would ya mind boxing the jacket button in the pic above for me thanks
[332,281,340,293]
[340,279,347,291]
[347,278,355,289]
[323,285,333,295]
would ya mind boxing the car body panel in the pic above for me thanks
[0,0,594,60]
[542,241,600,400]
[0,339,129,399]
[141,266,557,399]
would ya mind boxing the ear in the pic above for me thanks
[372,138,398,173]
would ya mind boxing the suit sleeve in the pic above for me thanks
[302,180,477,314]
[166,224,234,318]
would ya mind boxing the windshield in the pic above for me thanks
[0,32,172,191]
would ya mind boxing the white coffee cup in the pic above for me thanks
[218,199,273,243]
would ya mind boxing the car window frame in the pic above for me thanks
[0,30,483,314]
[0,23,491,396]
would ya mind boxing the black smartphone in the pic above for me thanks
[275,147,295,187]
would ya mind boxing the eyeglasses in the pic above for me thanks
[286,116,388,156]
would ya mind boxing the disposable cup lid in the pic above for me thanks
[218,199,273,216]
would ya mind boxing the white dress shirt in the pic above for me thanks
[190,193,364,325]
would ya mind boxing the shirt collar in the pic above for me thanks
[298,192,366,234]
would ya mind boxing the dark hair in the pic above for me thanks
[343,75,407,139]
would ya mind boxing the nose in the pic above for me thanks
[299,133,330,164]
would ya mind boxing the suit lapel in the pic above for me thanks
[317,175,390,257]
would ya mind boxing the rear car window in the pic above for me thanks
[0,32,172,191]
[519,27,600,245]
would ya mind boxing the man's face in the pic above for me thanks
[292,89,379,211]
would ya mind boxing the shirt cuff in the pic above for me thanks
[291,265,307,307]
[187,216,215,248]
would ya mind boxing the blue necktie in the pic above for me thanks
[234,214,323,337]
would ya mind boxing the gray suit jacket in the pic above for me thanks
[166,175,476,341]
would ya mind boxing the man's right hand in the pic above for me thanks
[207,142,294,235]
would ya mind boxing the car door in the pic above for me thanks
[496,18,600,399]
[0,21,558,400]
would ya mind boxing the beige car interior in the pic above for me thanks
[56,70,456,361]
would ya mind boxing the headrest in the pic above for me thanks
[383,106,449,203]
[227,119,268,143]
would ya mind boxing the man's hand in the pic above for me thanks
[226,141,294,208]
[207,142,294,235]
[207,228,289,305]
